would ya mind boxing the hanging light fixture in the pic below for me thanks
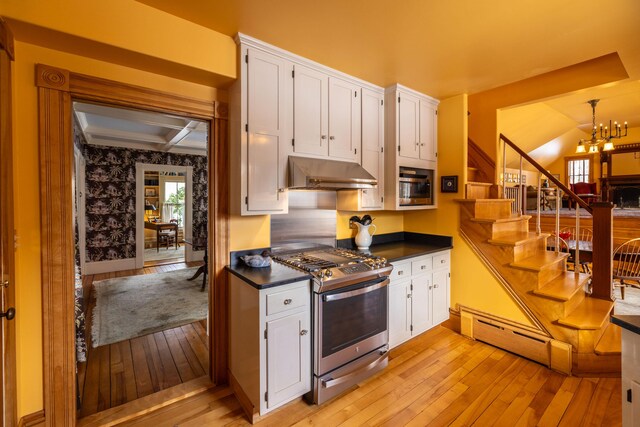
[576,99,627,153]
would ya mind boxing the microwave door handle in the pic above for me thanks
[323,279,389,302]
[321,349,388,389]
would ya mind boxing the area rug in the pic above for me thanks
[91,267,206,347]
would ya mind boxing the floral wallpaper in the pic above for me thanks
[83,144,208,261]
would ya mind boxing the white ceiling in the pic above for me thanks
[73,102,208,154]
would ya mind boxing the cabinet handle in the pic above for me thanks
[284,298,292,305]
[329,136,335,140]
[441,259,446,264]
[407,294,411,299]
[434,284,439,288]
[278,188,285,193]
[421,265,426,270]
[398,271,404,275]
[321,135,327,139]
[300,329,308,336]
[363,190,367,194]
[429,286,432,290]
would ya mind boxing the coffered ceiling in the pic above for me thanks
[73,102,208,154]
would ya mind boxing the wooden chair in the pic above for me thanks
[158,219,179,250]
[559,227,593,274]
[613,238,640,300]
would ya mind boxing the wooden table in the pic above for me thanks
[144,221,178,252]
[184,238,207,291]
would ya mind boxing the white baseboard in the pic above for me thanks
[84,258,137,275]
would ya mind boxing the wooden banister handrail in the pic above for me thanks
[500,134,592,214]
[500,133,613,302]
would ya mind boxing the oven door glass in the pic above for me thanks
[320,278,388,358]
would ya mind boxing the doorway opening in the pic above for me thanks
[72,101,211,418]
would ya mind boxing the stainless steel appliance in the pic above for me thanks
[399,166,433,206]
[271,247,392,404]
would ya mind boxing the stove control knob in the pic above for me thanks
[324,269,333,277]
[318,270,325,279]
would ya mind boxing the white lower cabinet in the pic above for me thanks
[388,250,450,349]
[621,327,640,426]
[229,275,311,416]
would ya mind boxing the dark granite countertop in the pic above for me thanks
[227,232,453,289]
[226,261,312,290]
[611,315,640,336]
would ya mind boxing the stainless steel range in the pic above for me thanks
[272,247,393,404]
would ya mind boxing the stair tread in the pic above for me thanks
[510,251,569,271]
[595,322,622,355]
[470,215,531,224]
[557,298,614,330]
[533,272,591,301]
[489,232,549,246]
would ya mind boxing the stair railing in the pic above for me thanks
[500,134,614,301]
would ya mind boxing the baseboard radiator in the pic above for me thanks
[458,306,572,375]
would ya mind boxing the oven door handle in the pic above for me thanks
[321,349,388,389]
[322,279,389,302]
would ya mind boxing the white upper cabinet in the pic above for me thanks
[293,65,328,157]
[231,34,385,215]
[384,84,439,210]
[398,91,420,160]
[246,48,289,213]
[360,88,384,209]
[293,70,361,162]
[419,99,437,162]
[230,41,292,216]
[328,77,361,162]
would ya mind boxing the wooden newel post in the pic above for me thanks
[590,202,614,301]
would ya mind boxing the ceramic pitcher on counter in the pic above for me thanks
[354,222,376,250]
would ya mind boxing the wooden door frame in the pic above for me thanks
[0,18,17,427]
[35,64,229,426]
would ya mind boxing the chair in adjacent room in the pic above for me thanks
[613,238,640,300]
[559,226,593,274]
[568,182,598,209]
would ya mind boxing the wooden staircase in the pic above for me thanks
[457,182,621,376]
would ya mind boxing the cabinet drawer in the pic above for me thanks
[390,261,411,281]
[412,257,432,274]
[266,286,308,316]
[433,252,450,269]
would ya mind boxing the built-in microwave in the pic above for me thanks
[399,167,433,206]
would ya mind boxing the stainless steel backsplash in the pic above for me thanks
[270,190,337,248]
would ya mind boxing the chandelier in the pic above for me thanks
[576,99,627,154]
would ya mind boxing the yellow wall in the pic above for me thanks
[10,40,228,419]
[1,0,236,87]
[404,94,532,325]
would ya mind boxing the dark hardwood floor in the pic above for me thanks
[77,262,208,419]
[118,326,621,426]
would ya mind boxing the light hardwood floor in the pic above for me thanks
[117,325,621,426]
[77,262,208,419]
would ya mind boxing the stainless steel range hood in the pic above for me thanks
[288,156,377,190]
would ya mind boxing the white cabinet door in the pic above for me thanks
[398,91,420,159]
[388,279,412,348]
[419,100,437,161]
[361,88,384,209]
[246,48,288,213]
[266,310,310,409]
[328,77,360,161]
[432,269,449,325]
[293,64,328,156]
[411,274,432,336]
